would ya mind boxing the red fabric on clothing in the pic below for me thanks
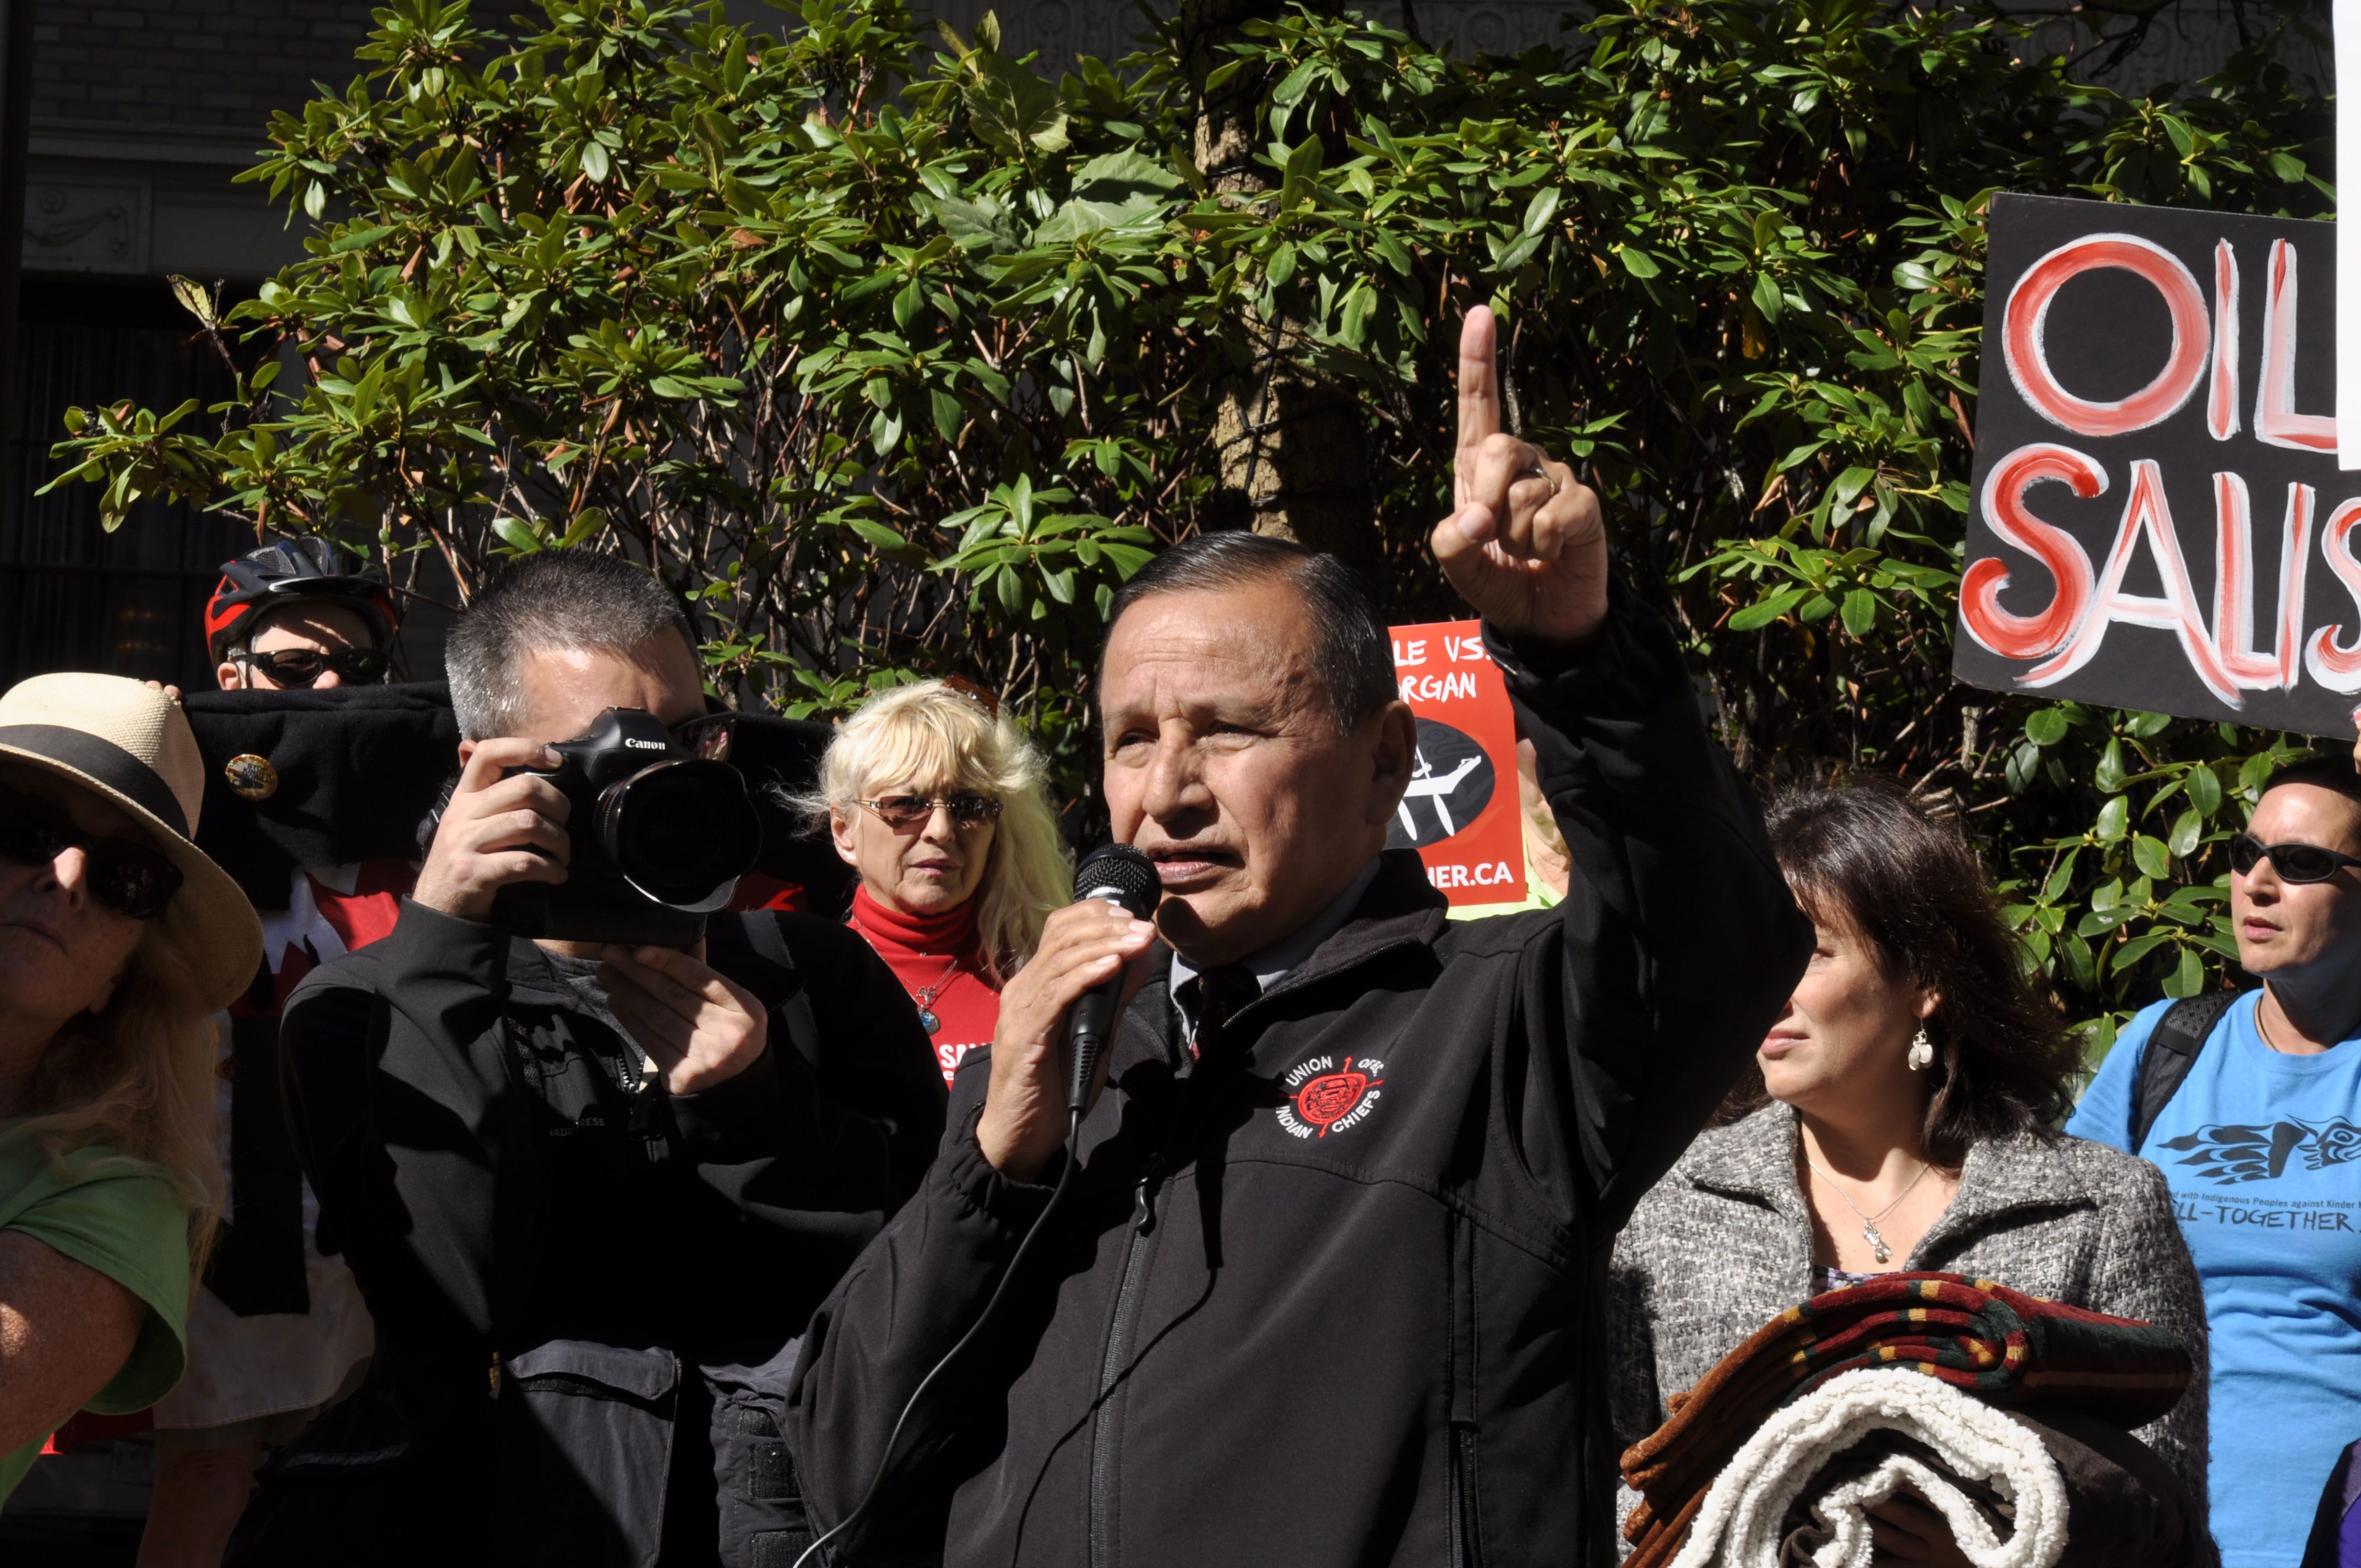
[230,858,415,1019]
[45,1409,153,1452]
[313,859,409,952]
[850,886,1001,1085]
[727,872,808,913]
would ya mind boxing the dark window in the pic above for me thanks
[1,280,251,692]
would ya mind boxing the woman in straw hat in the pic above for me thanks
[808,679,1071,1085]
[0,673,263,1503]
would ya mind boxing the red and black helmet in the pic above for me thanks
[204,537,400,665]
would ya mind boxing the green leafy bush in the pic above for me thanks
[47,0,2335,1056]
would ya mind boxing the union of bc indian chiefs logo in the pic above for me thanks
[1277,1055,1386,1140]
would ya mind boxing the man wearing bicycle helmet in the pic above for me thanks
[122,539,406,1565]
[205,538,398,693]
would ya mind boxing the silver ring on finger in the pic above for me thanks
[1522,461,1560,496]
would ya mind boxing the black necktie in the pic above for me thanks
[1182,964,1261,1059]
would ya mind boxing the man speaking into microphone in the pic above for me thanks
[788,309,1812,1565]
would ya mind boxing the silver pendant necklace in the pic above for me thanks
[850,914,962,1035]
[1803,1149,1932,1265]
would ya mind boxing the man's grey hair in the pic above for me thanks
[1097,532,1395,732]
[445,552,695,740]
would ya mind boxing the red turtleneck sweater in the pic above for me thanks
[849,886,1003,1085]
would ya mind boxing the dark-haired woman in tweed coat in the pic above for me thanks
[1608,782,2209,1564]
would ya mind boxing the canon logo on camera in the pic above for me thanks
[486,706,761,945]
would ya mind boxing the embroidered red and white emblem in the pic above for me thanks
[1277,1054,1387,1140]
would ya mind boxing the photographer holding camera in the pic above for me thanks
[225,553,946,1568]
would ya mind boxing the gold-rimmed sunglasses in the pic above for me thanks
[857,794,1003,831]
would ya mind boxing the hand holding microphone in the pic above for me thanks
[797,844,1162,1568]
[977,844,1161,1182]
[1062,845,1162,1111]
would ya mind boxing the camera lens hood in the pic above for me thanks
[595,756,763,912]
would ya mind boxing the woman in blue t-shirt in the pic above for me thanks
[2072,754,2361,1568]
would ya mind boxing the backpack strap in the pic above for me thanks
[2130,988,2244,1153]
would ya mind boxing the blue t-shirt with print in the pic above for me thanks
[2069,991,2361,1568]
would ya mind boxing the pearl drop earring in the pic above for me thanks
[1907,1026,1933,1071]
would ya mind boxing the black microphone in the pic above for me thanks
[1067,843,1162,1113]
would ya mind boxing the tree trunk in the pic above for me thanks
[1176,0,1376,570]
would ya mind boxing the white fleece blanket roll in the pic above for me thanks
[1666,1368,2068,1568]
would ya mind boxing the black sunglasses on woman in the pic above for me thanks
[2229,831,2361,884]
[0,785,183,919]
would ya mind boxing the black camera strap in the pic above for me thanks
[486,1004,544,1394]
[717,912,825,1067]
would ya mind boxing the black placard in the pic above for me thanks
[1955,192,2359,738]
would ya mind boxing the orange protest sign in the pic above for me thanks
[1385,619,1525,907]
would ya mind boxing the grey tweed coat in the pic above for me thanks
[1607,1103,2211,1540]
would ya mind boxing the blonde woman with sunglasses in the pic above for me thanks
[812,681,1072,1084]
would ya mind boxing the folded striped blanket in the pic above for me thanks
[1665,1369,2069,1568]
[1620,1272,2191,1568]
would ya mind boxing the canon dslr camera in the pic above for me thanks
[489,707,763,945]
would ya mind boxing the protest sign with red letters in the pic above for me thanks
[1386,619,1526,906]
[1955,192,2361,738]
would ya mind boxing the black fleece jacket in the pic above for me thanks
[242,903,945,1563]
[785,591,1815,1568]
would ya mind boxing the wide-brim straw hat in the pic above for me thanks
[0,673,264,1011]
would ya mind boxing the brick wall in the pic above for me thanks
[30,0,374,128]
[29,1,2317,136]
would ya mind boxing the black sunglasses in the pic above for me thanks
[2229,832,2361,884]
[859,794,1003,831]
[0,786,184,919]
[232,646,388,688]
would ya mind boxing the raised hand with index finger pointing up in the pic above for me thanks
[1428,304,1609,646]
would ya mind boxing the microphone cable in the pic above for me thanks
[790,1107,1085,1568]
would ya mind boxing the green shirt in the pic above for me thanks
[1445,839,1567,922]
[0,1120,192,1504]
